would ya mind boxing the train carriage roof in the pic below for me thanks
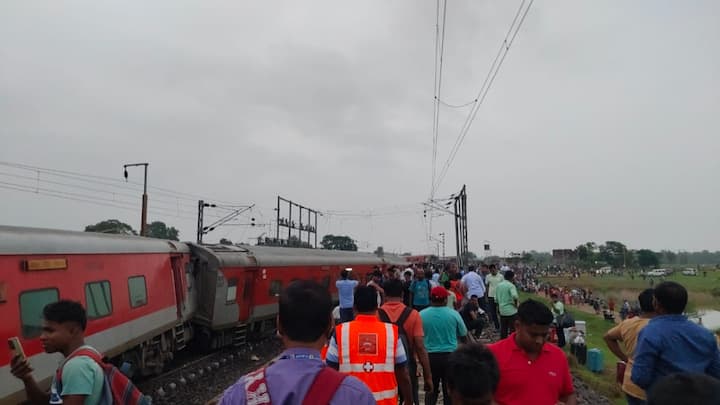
[0,225,190,254]
[191,243,407,268]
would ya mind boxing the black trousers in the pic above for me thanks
[400,354,419,405]
[556,325,566,347]
[500,314,516,339]
[487,297,500,329]
[427,352,452,405]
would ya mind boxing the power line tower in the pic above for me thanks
[453,185,468,268]
[275,196,320,248]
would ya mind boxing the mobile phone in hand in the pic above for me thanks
[8,337,26,361]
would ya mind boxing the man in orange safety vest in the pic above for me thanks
[326,285,413,405]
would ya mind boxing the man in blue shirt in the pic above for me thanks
[336,269,359,323]
[632,281,720,392]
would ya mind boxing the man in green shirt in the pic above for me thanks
[495,270,519,339]
[11,300,104,405]
[484,264,504,330]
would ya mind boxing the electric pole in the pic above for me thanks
[439,232,446,258]
[123,163,149,236]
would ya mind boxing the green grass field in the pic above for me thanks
[540,271,720,312]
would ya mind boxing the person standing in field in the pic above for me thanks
[603,289,656,405]
[550,294,567,348]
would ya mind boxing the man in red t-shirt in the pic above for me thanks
[380,279,433,405]
[488,299,577,405]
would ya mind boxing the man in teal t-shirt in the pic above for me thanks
[420,286,468,405]
[409,269,431,311]
[11,300,104,405]
[495,270,519,339]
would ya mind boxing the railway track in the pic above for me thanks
[136,338,283,405]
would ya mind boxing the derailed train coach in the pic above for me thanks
[187,243,406,348]
[0,226,195,404]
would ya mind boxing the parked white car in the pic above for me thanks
[682,268,698,276]
[647,268,669,277]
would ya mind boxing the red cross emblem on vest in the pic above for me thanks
[362,361,374,372]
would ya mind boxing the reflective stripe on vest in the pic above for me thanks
[374,388,399,401]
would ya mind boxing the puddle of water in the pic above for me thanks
[691,309,720,331]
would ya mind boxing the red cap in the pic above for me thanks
[430,286,449,299]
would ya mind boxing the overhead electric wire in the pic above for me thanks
[0,161,240,206]
[432,0,534,194]
[430,0,449,200]
[0,182,199,221]
[438,98,477,108]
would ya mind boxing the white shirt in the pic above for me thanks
[485,273,505,298]
[461,271,486,298]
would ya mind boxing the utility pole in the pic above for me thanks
[197,201,253,244]
[439,232,446,258]
[123,163,149,236]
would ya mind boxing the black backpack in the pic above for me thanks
[378,307,414,356]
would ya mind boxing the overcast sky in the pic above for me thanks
[1,1,718,256]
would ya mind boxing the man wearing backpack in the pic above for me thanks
[220,280,375,404]
[380,279,433,405]
[10,300,105,405]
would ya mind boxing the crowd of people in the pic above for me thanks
[7,264,720,405]
[219,263,581,405]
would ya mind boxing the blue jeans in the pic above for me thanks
[339,307,354,323]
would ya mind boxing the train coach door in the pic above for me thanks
[239,268,256,322]
[171,256,185,319]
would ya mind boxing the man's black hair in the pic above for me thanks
[647,373,720,405]
[340,269,349,279]
[516,299,554,326]
[354,285,379,312]
[279,280,332,342]
[638,288,655,313]
[504,270,515,281]
[488,264,496,270]
[446,343,499,400]
[43,300,87,331]
[384,278,404,298]
[653,281,688,314]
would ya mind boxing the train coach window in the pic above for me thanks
[226,278,238,303]
[128,276,147,308]
[321,276,330,289]
[85,281,112,319]
[20,288,59,338]
[269,280,282,297]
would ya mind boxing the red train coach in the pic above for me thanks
[188,243,406,347]
[0,226,194,404]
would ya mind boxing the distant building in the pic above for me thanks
[552,249,577,263]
